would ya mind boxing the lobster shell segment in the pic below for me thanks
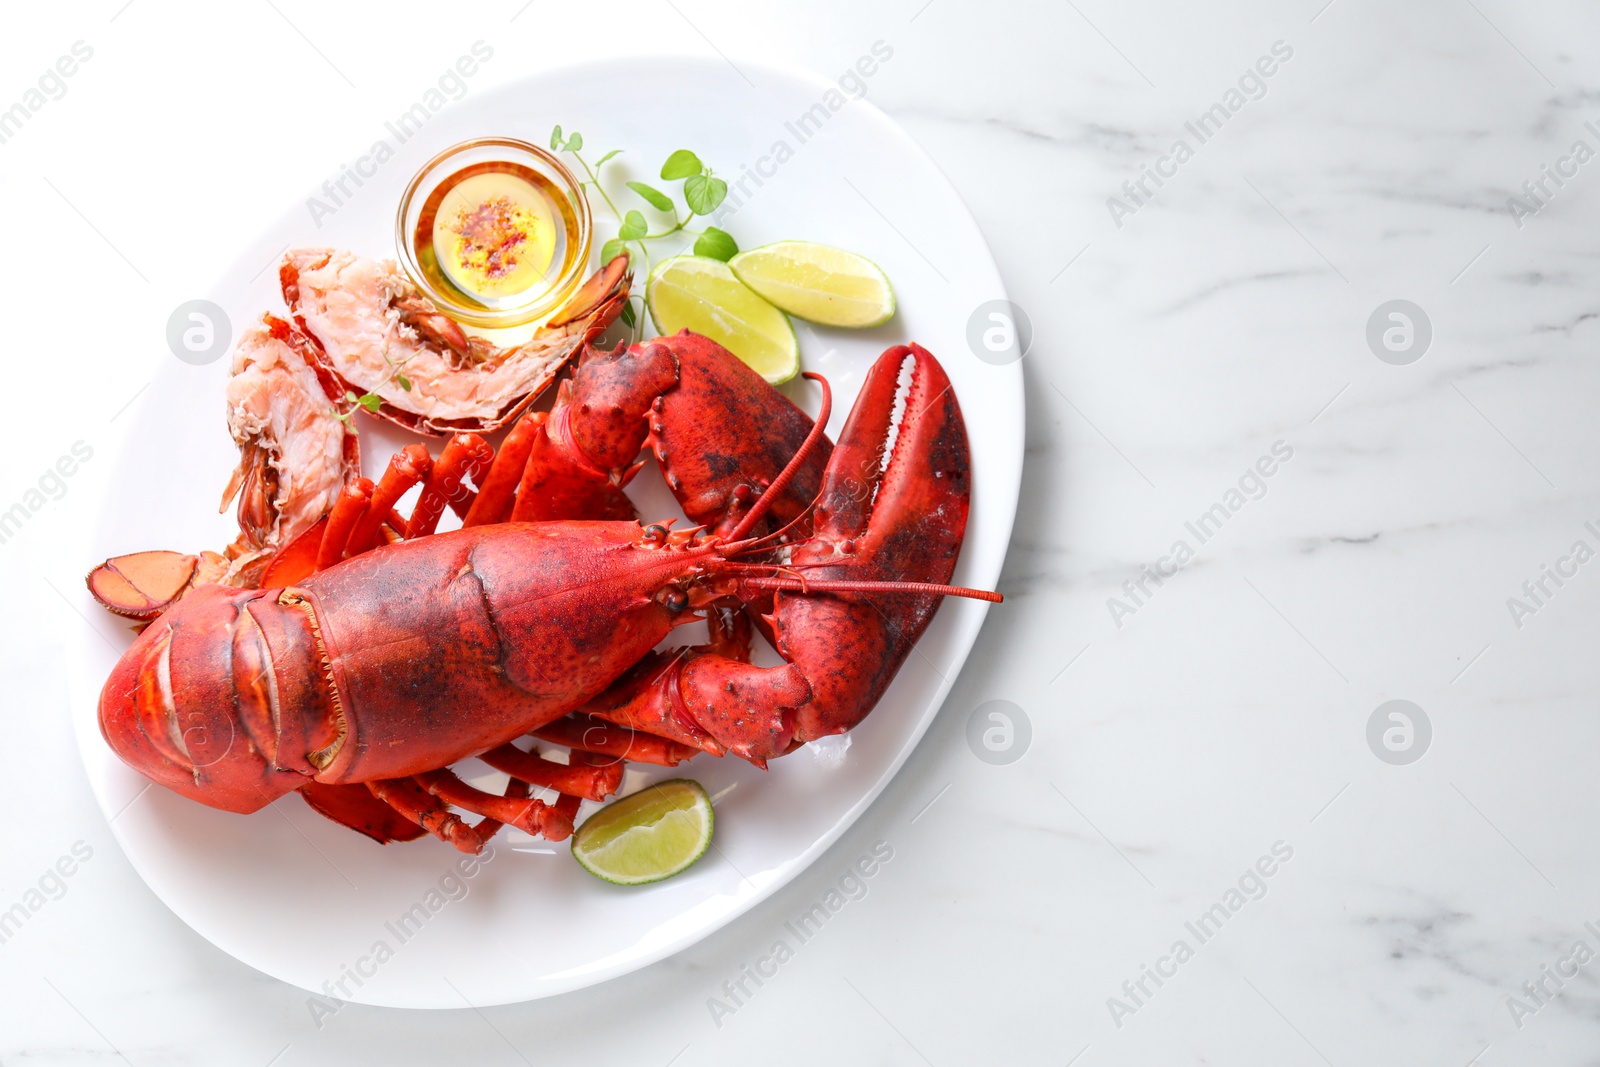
[98,584,323,814]
[87,551,202,620]
[643,330,832,537]
[299,781,428,844]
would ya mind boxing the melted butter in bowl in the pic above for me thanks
[432,169,559,305]
[397,139,591,329]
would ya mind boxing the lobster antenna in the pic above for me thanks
[736,576,1003,604]
[722,496,820,557]
[725,373,832,544]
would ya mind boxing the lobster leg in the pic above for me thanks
[270,433,488,587]
[365,778,482,853]
[529,713,700,766]
[457,395,643,529]
[254,473,374,588]
[552,793,584,834]
[408,433,494,537]
[307,774,539,850]
[346,445,431,554]
[480,744,625,802]
[301,776,527,848]
[317,478,374,570]
[412,768,576,841]
[466,777,531,845]
[463,415,540,527]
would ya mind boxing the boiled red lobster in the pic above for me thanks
[94,332,999,853]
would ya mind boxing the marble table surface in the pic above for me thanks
[4,0,1599,1063]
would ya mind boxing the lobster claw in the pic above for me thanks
[775,343,972,744]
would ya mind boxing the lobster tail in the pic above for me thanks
[98,585,331,814]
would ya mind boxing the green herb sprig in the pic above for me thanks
[551,126,738,334]
[331,362,412,433]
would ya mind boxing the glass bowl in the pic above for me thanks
[395,137,592,330]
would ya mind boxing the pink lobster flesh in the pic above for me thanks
[96,335,997,851]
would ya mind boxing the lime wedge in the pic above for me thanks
[571,779,714,886]
[646,256,799,383]
[729,241,895,329]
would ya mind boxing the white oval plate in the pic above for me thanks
[67,56,1022,1008]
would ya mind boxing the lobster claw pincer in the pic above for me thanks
[577,342,990,767]
[772,343,973,746]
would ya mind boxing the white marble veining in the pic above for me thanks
[4,0,1600,1063]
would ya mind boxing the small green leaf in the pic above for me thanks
[596,148,623,167]
[600,237,629,265]
[565,131,583,151]
[344,390,359,402]
[693,226,738,261]
[660,149,703,180]
[683,174,708,211]
[620,300,637,329]
[683,174,728,215]
[395,373,412,392]
[358,393,383,413]
[626,181,675,212]
[550,125,563,150]
[618,210,648,241]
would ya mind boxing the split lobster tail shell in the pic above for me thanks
[280,250,632,438]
